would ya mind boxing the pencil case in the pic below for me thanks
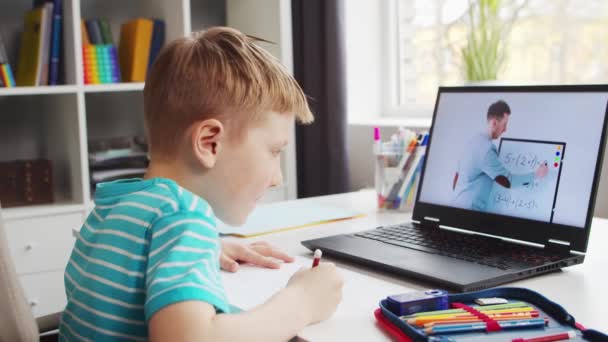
[378,287,608,342]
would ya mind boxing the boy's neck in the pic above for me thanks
[145,160,198,193]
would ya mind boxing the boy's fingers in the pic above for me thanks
[251,244,295,263]
[241,249,281,269]
[220,254,239,273]
[249,240,270,247]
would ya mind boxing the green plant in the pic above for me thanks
[462,0,505,81]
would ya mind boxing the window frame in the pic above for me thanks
[381,0,437,119]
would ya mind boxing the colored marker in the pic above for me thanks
[312,249,322,267]
[409,309,538,326]
[512,330,576,342]
[424,318,548,335]
[406,307,536,324]
[402,302,529,318]
[423,312,540,327]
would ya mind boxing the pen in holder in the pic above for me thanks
[374,129,427,211]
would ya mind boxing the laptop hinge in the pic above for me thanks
[422,216,440,228]
[545,239,571,255]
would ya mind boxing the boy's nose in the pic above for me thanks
[270,170,283,188]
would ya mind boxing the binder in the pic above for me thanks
[16,6,45,86]
[118,18,153,82]
[147,19,165,72]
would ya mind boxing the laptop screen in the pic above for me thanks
[418,90,608,228]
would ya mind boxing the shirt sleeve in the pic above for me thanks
[482,145,535,189]
[144,211,229,321]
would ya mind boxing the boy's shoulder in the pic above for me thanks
[95,178,216,226]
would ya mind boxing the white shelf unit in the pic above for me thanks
[1,0,296,317]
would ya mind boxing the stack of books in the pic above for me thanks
[88,136,149,192]
[15,0,63,86]
[81,17,164,84]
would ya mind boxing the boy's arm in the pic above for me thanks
[149,285,309,342]
[149,263,343,342]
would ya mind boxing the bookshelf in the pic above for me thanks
[0,0,296,317]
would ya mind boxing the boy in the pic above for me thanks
[59,27,343,341]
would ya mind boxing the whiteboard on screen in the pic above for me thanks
[487,138,565,223]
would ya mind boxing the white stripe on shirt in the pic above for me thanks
[148,231,217,258]
[146,248,216,277]
[91,209,104,222]
[97,201,163,217]
[71,297,145,325]
[152,218,215,239]
[73,246,144,278]
[106,214,151,229]
[65,272,144,309]
[147,264,224,298]
[69,260,145,294]
[189,196,198,211]
[63,309,146,341]
[75,232,146,261]
[83,221,148,245]
[145,281,226,307]
[133,191,178,211]
[60,320,92,342]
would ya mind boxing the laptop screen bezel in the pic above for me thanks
[412,85,608,253]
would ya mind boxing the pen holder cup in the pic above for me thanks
[374,147,418,212]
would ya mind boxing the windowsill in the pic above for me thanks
[348,116,432,128]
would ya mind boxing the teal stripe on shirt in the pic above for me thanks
[59,178,229,341]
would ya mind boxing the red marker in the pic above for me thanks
[312,249,322,267]
[512,330,576,342]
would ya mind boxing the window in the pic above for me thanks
[387,0,608,117]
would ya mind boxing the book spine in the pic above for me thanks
[48,0,62,85]
[99,18,114,45]
[147,20,165,73]
[86,19,103,44]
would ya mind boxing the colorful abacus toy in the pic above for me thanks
[82,44,120,84]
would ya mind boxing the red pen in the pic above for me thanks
[312,249,322,267]
[512,330,576,342]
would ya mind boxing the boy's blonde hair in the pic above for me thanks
[143,26,313,159]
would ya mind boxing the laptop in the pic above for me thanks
[302,85,608,292]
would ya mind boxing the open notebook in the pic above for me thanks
[222,256,413,312]
[221,256,413,339]
[217,201,364,238]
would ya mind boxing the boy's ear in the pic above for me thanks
[191,119,224,168]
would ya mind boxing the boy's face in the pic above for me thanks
[208,112,293,226]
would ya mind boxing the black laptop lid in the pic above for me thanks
[413,85,608,253]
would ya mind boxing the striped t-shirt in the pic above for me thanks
[59,178,229,341]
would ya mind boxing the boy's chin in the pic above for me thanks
[219,211,250,227]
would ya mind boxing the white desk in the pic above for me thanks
[223,190,608,341]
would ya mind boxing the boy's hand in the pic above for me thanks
[220,240,295,272]
[286,263,344,324]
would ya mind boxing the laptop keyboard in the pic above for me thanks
[354,224,564,270]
